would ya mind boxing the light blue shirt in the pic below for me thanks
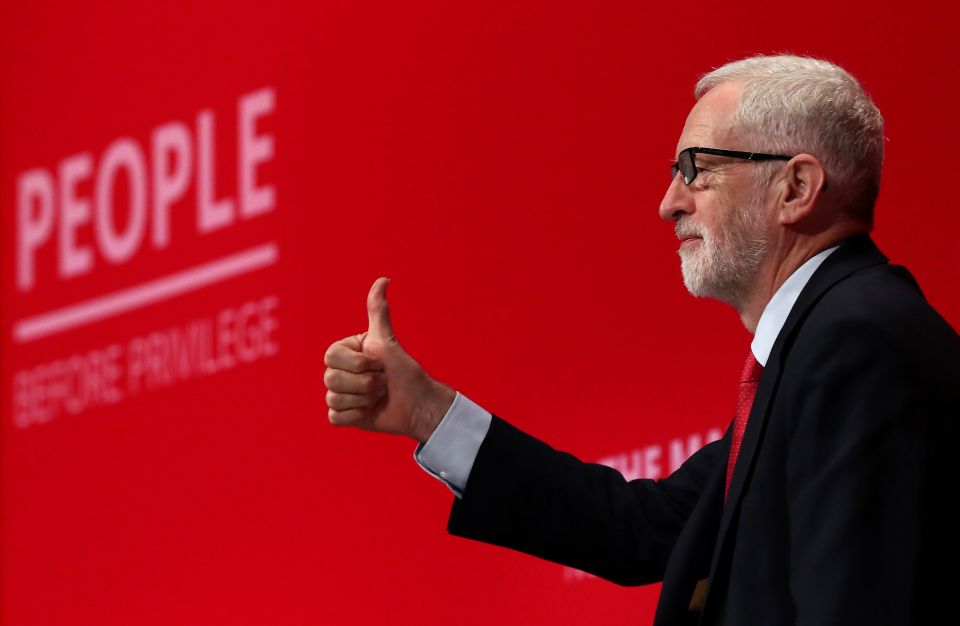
[416,245,840,496]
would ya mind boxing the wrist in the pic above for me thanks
[412,381,456,443]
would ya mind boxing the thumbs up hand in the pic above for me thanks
[324,277,456,442]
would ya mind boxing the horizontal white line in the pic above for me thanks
[13,242,279,344]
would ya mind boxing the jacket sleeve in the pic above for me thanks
[448,415,728,585]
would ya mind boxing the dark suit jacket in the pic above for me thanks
[447,235,960,625]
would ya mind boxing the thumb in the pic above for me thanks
[366,277,396,343]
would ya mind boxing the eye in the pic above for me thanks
[689,171,715,190]
[693,167,715,180]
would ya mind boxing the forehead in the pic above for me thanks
[675,81,742,156]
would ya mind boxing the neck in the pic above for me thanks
[734,225,866,333]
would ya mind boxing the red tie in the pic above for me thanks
[725,351,763,501]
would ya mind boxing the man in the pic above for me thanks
[323,55,960,625]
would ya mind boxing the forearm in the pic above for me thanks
[448,415,726,585]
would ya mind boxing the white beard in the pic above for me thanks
[677,193,768,308]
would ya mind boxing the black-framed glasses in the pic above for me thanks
[671,147,794,185]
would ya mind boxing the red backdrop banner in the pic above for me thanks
[2,2,958,624]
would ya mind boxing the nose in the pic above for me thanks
[658,172,693,222]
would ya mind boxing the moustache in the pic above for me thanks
[675,220,705,240]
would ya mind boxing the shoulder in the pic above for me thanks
[782,260,960,402]
[804,262,957,357]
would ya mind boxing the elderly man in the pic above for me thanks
[323,55,960,625]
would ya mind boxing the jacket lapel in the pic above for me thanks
[698,234,888,621]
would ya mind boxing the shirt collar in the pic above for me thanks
[751,245,840,366]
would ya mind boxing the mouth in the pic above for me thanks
[679,235,702,248]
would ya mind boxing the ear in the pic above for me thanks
[776,154,827,225]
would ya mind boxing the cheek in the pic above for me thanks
[696,200,728,238]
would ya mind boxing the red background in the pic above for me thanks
[2,2,958,624]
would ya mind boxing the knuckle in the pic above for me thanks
[324,343,340,365]
[326,390,338,408]
[323,368,338,388]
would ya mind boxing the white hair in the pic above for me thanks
[695,55,884,223]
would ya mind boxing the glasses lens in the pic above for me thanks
[679,150,696,184]
[670,162,679,180]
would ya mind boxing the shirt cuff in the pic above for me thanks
[414,391,492,498]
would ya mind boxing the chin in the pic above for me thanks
[680,262,742,306]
